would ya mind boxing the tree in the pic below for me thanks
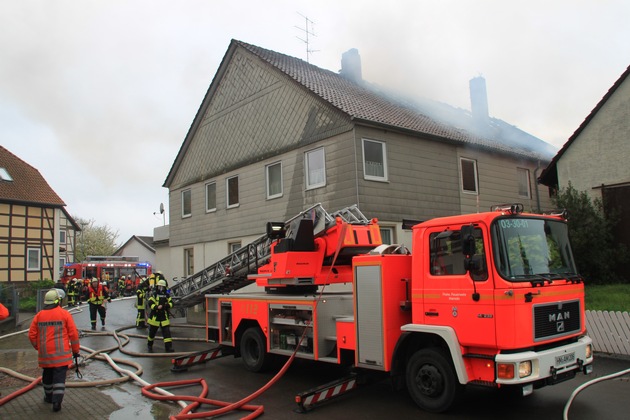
[552,184,628,284]
[74,217,119,262]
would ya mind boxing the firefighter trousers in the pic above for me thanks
[136,308,146,327]
[147,324,173,351]
[42,366,68,404]
[89,303,106,328]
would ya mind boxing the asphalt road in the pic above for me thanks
[5,297,630,419]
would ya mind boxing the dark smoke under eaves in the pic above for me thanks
[357,75,557,161]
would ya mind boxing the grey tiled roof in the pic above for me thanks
[237,40,556,161]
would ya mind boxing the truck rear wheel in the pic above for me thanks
[406,347,461,412]
[240,327,272,372]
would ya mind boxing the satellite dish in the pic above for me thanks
[159,203,164,214]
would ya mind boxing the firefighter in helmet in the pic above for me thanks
[28,289,80,412]
[87,277,111,330]
[67,278,78,307]
[135,278,148,329]
[147,279,174,352]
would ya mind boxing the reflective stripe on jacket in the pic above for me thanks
[28,305,80,368]
[148,292,173,327]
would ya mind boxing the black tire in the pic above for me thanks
[406,347,462,413]
[240,327,272,372]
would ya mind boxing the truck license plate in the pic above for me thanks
[555,352,575,366]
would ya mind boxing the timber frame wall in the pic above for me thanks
[0,202,57,283]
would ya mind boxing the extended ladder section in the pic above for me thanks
[170,204,370,310]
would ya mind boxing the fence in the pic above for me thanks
[585,310,630,357]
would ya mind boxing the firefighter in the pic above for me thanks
[87,277,111,330]
[81,278,90,302]
[118,276,126,294]
[135,279,148,328]
[125,275,133,296]
[66,278,78,307]
[147,279,174,353]
[28,289,80,412]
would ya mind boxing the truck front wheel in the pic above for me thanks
[406,348,461,412]
[240,327,272,372]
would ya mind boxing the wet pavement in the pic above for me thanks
[1,298,629,419]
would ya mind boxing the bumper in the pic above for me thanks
[495,335,593,386]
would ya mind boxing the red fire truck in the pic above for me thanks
[60,256,152,286]
[172,204,593,412]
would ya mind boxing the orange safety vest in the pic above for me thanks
[87,285,106,305]
[28,306,80,368]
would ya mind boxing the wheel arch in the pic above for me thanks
[234,318,263,357]
[392,325,468,385]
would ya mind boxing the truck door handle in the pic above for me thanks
[425,312,439,317]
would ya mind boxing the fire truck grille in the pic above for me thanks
[533,300,581,341]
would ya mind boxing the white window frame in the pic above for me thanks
[227,175,239,209]
[27,248,41,271]
[266,162,283,199]
[362,139,388,181]
[59,230,66,244]
[0,167,13,181]
[460,157,479,195]
[205,181,217,213]
[517,167,531,198]
[181,189,192,218]
[305,147,326,189]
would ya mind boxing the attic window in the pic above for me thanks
[0,167,13,182]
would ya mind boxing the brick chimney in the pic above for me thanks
[340,48,362,82]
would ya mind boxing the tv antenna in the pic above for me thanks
[295,12,318,63]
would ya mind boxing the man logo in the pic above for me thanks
[557,321,565,332]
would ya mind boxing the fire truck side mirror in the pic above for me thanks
[461,225,476,259]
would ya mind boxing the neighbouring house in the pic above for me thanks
[158,40,557,279]
[114,235,156,269]
[539,64,630,277]
[0,146,80,284]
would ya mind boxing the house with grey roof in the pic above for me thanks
[159,40,556,279]
[0,146,80,284]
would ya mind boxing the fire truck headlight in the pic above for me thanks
[518,361,532,378]
[585,344,592,359]
[497,363,515,379]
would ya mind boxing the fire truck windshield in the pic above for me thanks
[493,217,578,282]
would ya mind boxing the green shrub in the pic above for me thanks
[553,184,629,284]
[17,279,55,312]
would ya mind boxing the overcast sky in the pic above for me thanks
[1,0,628,245]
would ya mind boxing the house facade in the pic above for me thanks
[114,235,156,269]
[539,64,630,274]
[160,40,555,280]
[0,146,79,283]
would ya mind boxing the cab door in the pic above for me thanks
[421,224,496,347]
